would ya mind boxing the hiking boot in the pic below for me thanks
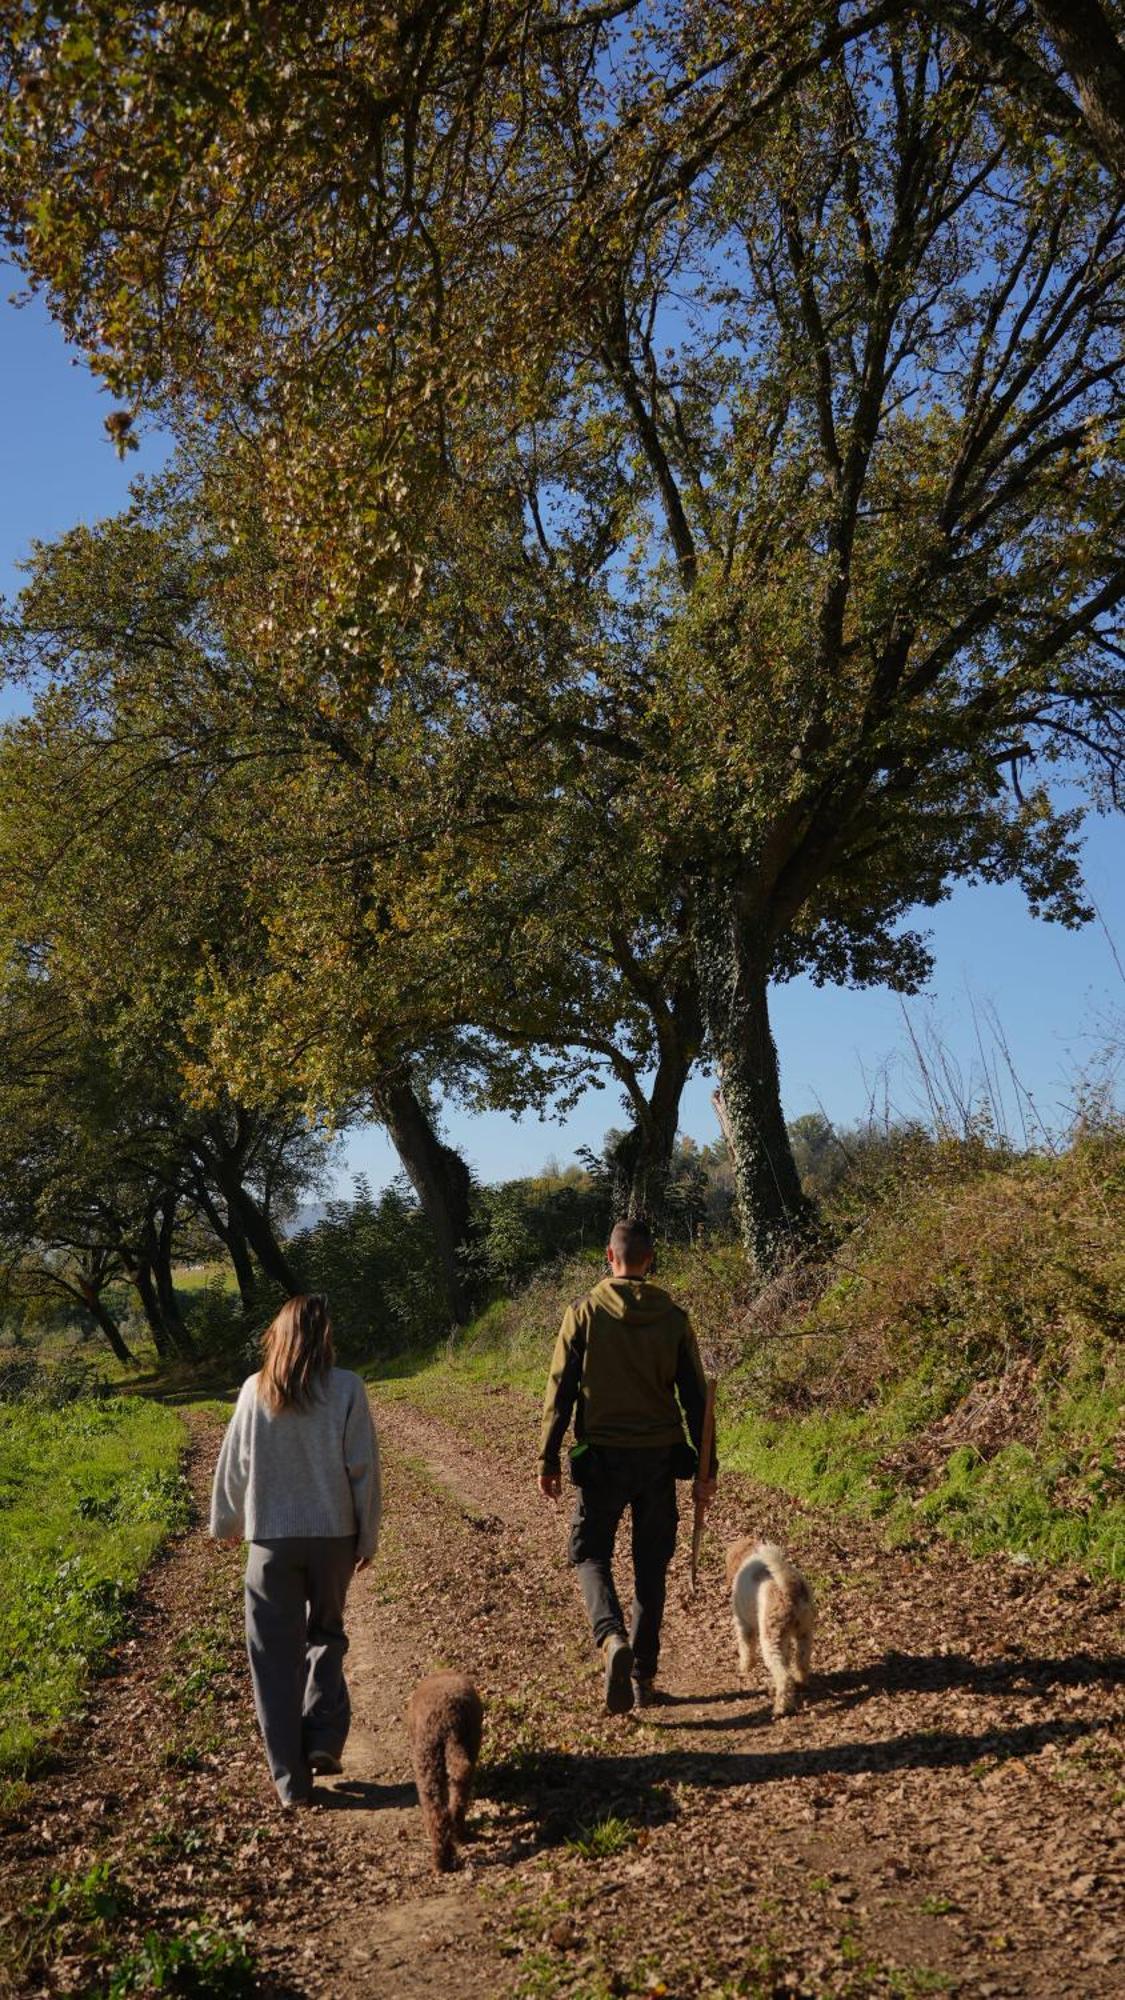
[307,1751,343,1776]
[603,1633,635,1714]
[631,1675,658,1709]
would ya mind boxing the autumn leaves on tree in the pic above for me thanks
[0,2,1123,1283]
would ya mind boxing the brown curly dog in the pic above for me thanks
[405,1672,484,1872]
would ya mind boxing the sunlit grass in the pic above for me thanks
[0,1398,188,1774]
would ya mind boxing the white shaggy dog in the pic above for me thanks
[726,1538,815,1717]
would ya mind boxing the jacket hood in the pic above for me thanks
[590,1276,678,1324]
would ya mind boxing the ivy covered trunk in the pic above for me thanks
[373,1071,476,1325]
[693,876,814,1269]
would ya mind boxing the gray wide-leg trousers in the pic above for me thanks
[244,1536,356,1805]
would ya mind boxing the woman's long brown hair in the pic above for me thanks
[257,1295,335,1412]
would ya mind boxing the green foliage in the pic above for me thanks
[177,1275,255,1371]
[102,1923,255,1998]
[16,1850,255,1994]
[788,1113,863,1204]
[290,1177,449,1358]
[0,1397,187,1772]
[471,1174,609,1291]
[39,1860,129,1933]
[5,6,1124,1270]
[17,1859,132,1979]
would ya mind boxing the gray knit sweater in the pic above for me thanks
[209,1368,381,1559]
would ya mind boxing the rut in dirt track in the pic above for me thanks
[2,1384,1122,2000]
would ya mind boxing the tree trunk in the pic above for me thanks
[222,1178,300,1296]
[76,1279,136,1366]
[130,1259,176,1357]
[225,1217,259,1314]
[373,1072,476,1325]
[125,1213,196,1364]
[153,1198,197,1360]
[610,1031,695,1225]
[190,1176,259,1313]
[693,877,814,1270]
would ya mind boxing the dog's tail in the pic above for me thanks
[752,1536,796,1584]
[754,1542,813,1608]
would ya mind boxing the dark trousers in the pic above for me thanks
[244,1536,355,1804]
[568,1445,678,1681]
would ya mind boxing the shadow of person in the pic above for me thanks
[649,1704,775,1733]
[647,1687,749,1708]
[315,1778,418,1811]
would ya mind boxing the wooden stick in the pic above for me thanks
[690,1377,717,1596]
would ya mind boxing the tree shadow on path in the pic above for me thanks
[485,1714,1102,1847]
[655,1648,1125,1731]
[817,1647,1125,1712]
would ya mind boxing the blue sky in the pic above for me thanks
[2,272,1123,1195]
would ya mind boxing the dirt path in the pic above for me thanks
[2,1387,1122,1998]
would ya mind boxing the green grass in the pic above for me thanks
[0,1396,188,1775]
[171,1262,238,1295]
[565,1814,638,1859]
[720,1327,1124,1578]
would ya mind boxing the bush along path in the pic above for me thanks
[1,1388,1122,1999]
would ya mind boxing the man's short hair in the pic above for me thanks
[609,1216,653,1265]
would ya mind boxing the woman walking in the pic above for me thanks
[210,1294,381,1807]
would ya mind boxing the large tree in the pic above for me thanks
[3,6,1123,1264]
[5,482,706,1232]
[0,689,341,1323]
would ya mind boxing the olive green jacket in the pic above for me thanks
[538,1277,714,1475]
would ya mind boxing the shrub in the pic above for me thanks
[0,1349,110,1408]
[470,1176,609,1290]
[180,1275,258,1371]
[289,1176,448,1358]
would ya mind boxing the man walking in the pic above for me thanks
[538,1217,716,1713]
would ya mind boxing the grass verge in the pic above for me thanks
[378,1133,1125,1579]
[0,1395,188,1776]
